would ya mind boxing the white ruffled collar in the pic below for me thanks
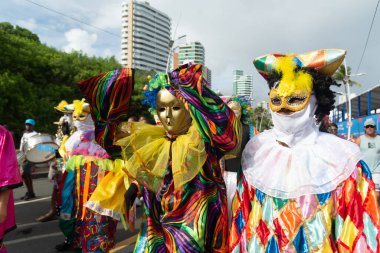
[242,128,361,199]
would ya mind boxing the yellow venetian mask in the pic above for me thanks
[72,99,91,121]
[227,101,242,120]
[156,89,192,135]
[269,56,313,113]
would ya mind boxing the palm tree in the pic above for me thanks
[332,63,364,140]
[251,106,272,132]
[332,64,363,87]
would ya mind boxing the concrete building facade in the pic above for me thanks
[233,70,253,98]
[173,41,211,87]
[177,41,205,66]
[121,0,171,72]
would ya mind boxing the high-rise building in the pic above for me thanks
[177,41,205,66]
[233,70,253,98]
[203,66,212,88]
[173,41,211,87]
[121,0,171,72]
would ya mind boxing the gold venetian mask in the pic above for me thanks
[156,89,192,135]
[227,101,242,120]
[269,56,313,113]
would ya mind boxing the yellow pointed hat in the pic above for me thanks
[54,100,71,113]
[253,49,346,80]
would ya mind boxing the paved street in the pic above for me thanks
[3,177,141,253]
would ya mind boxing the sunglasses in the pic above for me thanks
[365,125,375,129]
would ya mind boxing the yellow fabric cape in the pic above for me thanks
[117,121,207,193]
[87,121,207,223]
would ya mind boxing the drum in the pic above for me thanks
[24,133,59,163]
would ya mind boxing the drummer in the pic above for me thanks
[19,118,38,200]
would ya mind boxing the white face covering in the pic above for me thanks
[242,94,361,198]
[73,116,94,133]
[270,95,318,147]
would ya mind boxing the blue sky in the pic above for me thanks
[1,0,379,103]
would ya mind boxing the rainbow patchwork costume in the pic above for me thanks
[229,49,380,253]
[82,64,239,252]
[59,71,134,253]
[133,64,239,252]
[230,161,380,252]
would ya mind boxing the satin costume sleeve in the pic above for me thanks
[168,64,239,154]
[229,160,380,253]
[0,126,22,191]
[0,126,22,241]
[78,68,134,158]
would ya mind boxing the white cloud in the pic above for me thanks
[17,18,37,31]
[63,28,97,55]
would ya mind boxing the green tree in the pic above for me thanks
[0,22,164,143]
[0,22,123,143]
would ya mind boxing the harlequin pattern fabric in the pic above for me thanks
[253,49,346,80]
[229,161,380,253]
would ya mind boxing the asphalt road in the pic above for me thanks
[3,177,141,253]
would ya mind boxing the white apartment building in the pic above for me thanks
[121,0,171,72]
[173,41,211,86]
[233,70,253,98]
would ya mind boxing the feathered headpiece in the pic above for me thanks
[142,73,170,115]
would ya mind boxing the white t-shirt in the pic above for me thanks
[20,131,38,154]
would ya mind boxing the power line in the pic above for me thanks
[356,0,380,74]
[24,0,121,38]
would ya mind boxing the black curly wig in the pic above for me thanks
[267,66,341,123]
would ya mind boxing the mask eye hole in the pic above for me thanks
[271,97,282,106]
[172,106,181,111]
[158,107,165,112]
[287,96,307,105]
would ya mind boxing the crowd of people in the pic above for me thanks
[0,49,379,253]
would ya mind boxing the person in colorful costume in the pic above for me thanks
[0,125,23,253]
[229,49,380,252]
[36,101,74,223]
[223,96,254,222]
[58,99,117,252]
[83,64,239,252]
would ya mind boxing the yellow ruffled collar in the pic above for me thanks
[116,122,207,192]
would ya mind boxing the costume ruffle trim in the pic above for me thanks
[84,200,121,220]
[64,155,115,172]
[117,121,207,193]
[242,130,362,199]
